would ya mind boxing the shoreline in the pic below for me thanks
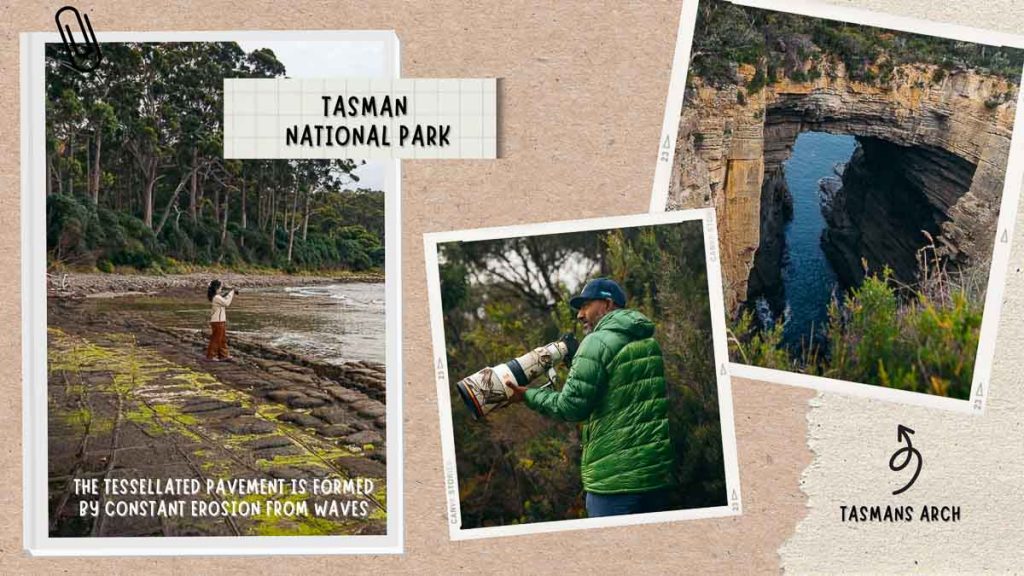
[46,305,387,537]
[48,270,384,299]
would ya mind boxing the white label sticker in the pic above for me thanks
[224,78,497,160]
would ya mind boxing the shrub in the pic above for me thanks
[47,193,98,264]
[728,309,790,370]
[746,67,768,94]
[736,266,982,400]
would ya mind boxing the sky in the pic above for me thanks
[234,40,389,191]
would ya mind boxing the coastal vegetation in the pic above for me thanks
[691,0,1024,89]
[729,245,984,399]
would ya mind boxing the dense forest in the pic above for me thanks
[439,222,726,527]
[45,42,384,273]
[692,0,1024,90]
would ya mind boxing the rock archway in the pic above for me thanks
[670,63,1017,310]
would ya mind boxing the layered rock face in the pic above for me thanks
[670,63,1018,310]
[823,138,978,288]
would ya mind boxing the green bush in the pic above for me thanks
[733,268,982,400]
[690,1,1024,88]
[728,309,791,370]
[747,67,767,94]
[47,193,98,264]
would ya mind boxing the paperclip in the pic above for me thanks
[55,6,102,72]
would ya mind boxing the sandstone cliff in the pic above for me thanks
[669,62,1018,310]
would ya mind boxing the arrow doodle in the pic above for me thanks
[889,424,923,495]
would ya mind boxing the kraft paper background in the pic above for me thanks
[2,0,1021,573]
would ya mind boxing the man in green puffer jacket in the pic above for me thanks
[509,278,674,517]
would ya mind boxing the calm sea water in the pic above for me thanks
[779,132,857,351]
[87,283,386,364]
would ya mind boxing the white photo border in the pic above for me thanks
[22,30,404,556]
[424,208,742,540]
[649,0,1024,415]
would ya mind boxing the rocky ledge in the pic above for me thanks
[671,61,1016,309]
[47,303,388,537]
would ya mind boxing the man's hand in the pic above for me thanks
[508,383,528,403]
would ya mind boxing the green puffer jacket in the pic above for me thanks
[525,308,673,494]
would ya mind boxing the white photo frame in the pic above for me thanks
[22,30,403,555]
[424,208,742,540]
[650,0,1024,414]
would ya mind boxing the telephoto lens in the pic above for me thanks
[455,338,574,420]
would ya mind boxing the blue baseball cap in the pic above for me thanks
[569,278,627,310]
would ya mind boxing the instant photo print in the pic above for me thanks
[424,210,741,540]
[22,30,403,555]
[652,0,1024,412]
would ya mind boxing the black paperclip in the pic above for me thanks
[55,6,102,73]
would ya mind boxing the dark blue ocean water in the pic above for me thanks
[779,132,857,351]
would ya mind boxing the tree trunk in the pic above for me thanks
[85,135,91,202]
[213,181,220,223]
[256,165,265,231]
[258,190,265,231]
[154,167,196,236]
[67,133,74,197]
[189,146,198,222]
[302,189,311,241]
[90,129,102,205]
[239,176,247,245]
[46,156,53,196]
[270,188,277,233]
[143,159,157,229]
[221,185,229,244]
[287,188,299,263]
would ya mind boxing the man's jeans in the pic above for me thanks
[585,489,670,518]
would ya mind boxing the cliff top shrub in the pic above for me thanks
[692,0,1024,87]
[731,264,982,400]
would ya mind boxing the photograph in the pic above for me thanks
[425,210,740,539]
[652,0,1024,410]
[23,31,402,555]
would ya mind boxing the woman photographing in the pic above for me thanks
[205,279,237,361]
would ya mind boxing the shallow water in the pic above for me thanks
[780,132,856,351]
[85,283,386,364]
